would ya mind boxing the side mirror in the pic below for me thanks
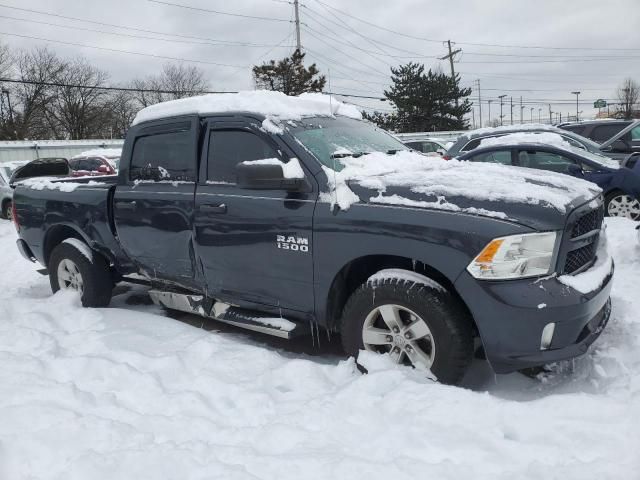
[436,148,446,156]
[236,162,308,191]
[567,164,584,176]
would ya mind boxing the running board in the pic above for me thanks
[148,290,303,340]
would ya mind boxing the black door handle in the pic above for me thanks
[116,200,137,210]
[200,203,227,214]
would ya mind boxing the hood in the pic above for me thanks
[326,151,602,230]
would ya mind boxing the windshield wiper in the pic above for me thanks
[330,151,368,159]
[386,149,402,155]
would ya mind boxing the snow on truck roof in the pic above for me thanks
[132,91,362,126]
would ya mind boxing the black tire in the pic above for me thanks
[49,241,113,307]
[340,273,473,385]
[604,191,640,220]
[1,200,10,220]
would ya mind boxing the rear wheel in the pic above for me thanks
[340,271,473,385]
[605,192,640,220]
[49,242,113,307]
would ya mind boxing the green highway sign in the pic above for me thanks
[594,99,607,108]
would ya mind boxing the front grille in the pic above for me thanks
[564,242,597,274]
[571,207,604,238]
[562,204,604,274]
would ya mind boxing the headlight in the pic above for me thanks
[467,232,558,280]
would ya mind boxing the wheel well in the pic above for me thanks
[43,225,85,267]
[1,197,10,213]
[325,255,476,334]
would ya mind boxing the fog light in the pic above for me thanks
[541,322,556,350]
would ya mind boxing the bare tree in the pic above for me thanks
[11,47,65,139]
[131,62,208,108]
[104,89,137,138]
[616,78,640,120]
[0,42,15,139]
[46,57,110,139]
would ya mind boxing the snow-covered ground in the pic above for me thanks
[0,218,639,479]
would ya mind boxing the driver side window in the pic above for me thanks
[207,130,280,185]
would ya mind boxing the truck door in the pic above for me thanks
[113,118,200,288]
[193,118,316,314]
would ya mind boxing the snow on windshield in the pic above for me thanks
[132,91,362,126]
[322,150,601,214]
[479,132,620,169]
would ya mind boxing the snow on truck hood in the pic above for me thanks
[132,91,362,126]
[324,150,601,219]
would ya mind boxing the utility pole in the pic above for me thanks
[538,107,542,122]
[571,91,580,122]
[477,79,482,127]
[488,99,492,126]
[498,94,507,126]
[520,96,524,124]
[510,97,513,125]
[548,104,552,124]
[530,107,534,123]
[439,40,462,107]
[293,0,301,51]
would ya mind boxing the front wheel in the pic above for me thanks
[605,192,640,220]
[49,241,113,307]
[340,271,473,385]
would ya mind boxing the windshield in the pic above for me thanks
[290,116,408,170]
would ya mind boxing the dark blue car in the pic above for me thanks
[458,139,640,220]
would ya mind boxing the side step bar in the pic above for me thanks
[148,290,305,340]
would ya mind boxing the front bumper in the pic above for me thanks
[454,263,613,374]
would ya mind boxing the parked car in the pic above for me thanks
[560,120,640,160]
[68,155,116,177]
[403,138,448,156]
[445,124,629,162]
[11,92,612,385]
[559,120,634,143]
[1,161,30,219]
[457,132,640,219]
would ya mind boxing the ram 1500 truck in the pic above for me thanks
[12,92,614,384]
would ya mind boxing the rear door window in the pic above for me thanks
[468,150,513,165]
[130,127,194,182]
[517,150,576,173]
[590,124,628,143]
[207,130,280,184]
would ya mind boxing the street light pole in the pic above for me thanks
[571,91,580,122]
[488,99,492,126]
[530,107,534,123]
[538,108,542,122]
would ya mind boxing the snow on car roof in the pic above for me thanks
[132,91,362,126]
[467,123,558,137]
[478,132,620,169]
[323,150,601,214]
[72,148,122,159]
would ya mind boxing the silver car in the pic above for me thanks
[0,161,28,220]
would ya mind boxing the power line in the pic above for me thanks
[315,0,640,52]
[0,31,247,68]
[0,14,295,49]
[147,0,292,22]
[0,3,288,47]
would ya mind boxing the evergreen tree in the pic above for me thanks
[253,49,326,96]
[381,63,471,132]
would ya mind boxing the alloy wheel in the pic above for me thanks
[56,258,84,293]
[607,194,640,220]
[362,304,435,370]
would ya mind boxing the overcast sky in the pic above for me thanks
[1,0,639,126]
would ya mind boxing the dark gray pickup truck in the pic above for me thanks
[12,92,613,384]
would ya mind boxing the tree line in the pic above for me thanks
[0,42,208,141]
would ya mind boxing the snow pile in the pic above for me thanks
[241,158,305,179]
[0,219,639,478]
[72,148,122,159]
[323,150,601,214]
[132,91,362,126]
[479,131,575,150]
[19,178,106,192]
